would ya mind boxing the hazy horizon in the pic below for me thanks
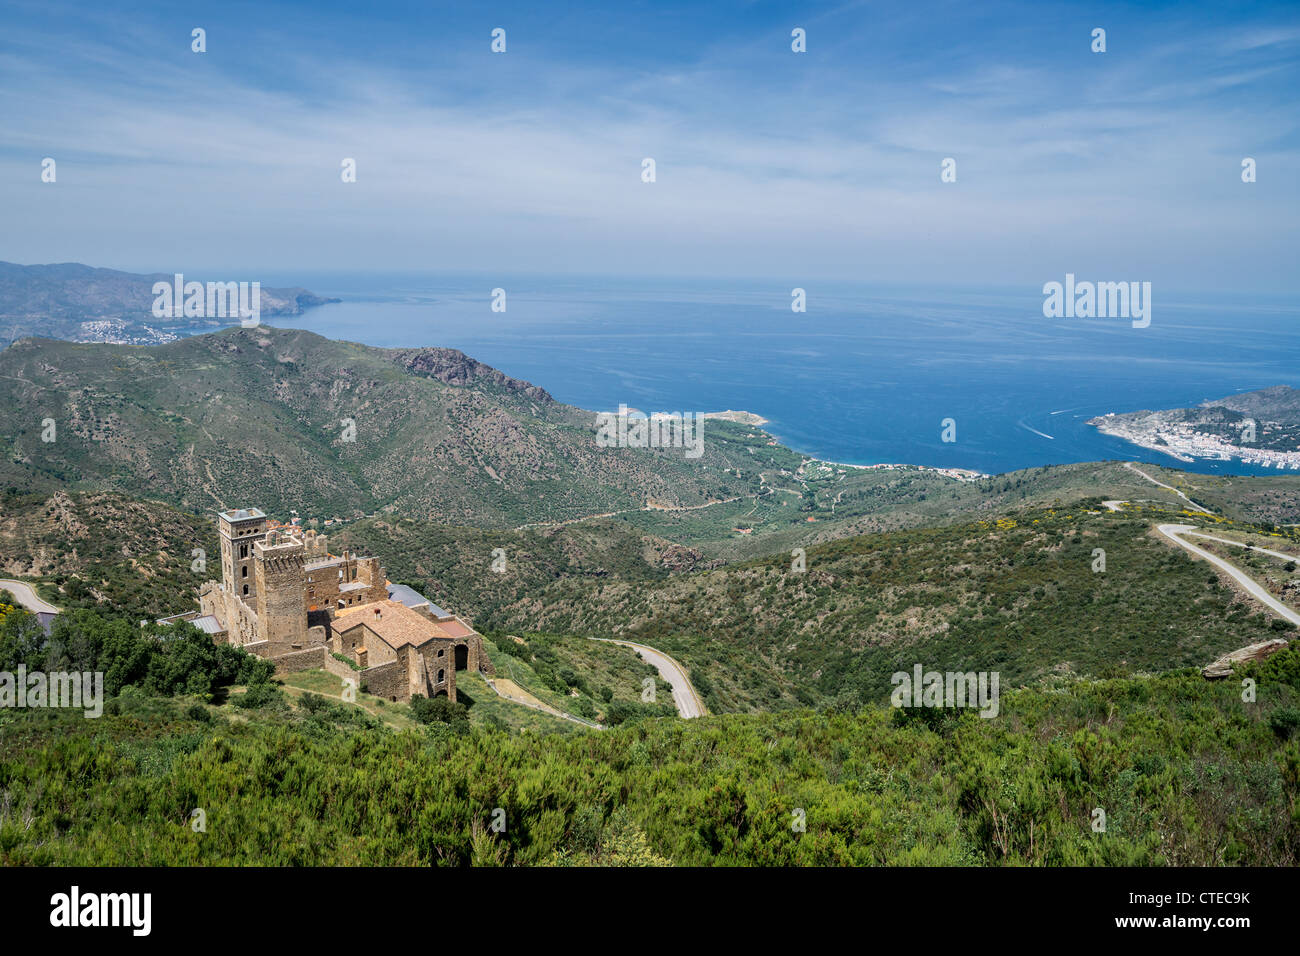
[2,0,1297,291]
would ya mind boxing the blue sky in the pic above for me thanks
[1,0,1297,290]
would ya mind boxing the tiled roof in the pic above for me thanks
[437,618,476,639]
[334,600,454,650]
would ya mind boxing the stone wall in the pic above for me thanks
[417,643,454,700]
[459,634,494,676]
[332,620,397,667]
[478,643,496,676]
[201,582,260,648]
[323,652,363,682]
[255,545,307,645]
[359,660,406,701]
[304,552,388,612]
[270,646,327,675]
[245,639,323,659]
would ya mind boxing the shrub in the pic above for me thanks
[233,682,284,710]
[409,693,469,732]
[1269,707,1300,740]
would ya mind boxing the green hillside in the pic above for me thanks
[2,629,1297,866]
[0,326,786,526]
[477,505,1299,712]
[0,489,213,618]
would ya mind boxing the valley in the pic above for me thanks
[2,327,1300,868]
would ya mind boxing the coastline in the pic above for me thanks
[703,409,769,426]
[1089,414,1300,472]
[813,459,987,482]
[705,409,984,480]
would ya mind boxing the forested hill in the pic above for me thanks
[0,326,785,526]
[474,504,1298,712]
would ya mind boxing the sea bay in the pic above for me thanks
[257,272,1300,477]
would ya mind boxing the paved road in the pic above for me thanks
[591,638,708,718]
[1157,524,1300,626]
[0,579,59,614]
[1125,462,1214,514]
[1181,529,1300,564]
[483,676,603,729]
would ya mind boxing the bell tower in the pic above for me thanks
[218,507,268,604]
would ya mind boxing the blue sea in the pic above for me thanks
[254,272,1300,477]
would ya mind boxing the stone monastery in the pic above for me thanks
[175,507,492,702]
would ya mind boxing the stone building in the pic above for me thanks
[190,506,491,702]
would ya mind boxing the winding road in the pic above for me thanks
[590,638,708,718]
[1178,529,1300,564]
[0,579,59,614]
[1156,524,1300,627]
[1124,462,1213,514]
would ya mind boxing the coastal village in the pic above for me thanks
[1091,413,1300,469]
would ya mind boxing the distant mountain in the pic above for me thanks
[1204,385,1300,422]
[0,326,781,526]
[0,261,338,346]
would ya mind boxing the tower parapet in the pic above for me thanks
[254,530,307,646]
[218,507,268,603]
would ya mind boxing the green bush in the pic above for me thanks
[233,682,284,710]
[409,693,469,732]
[1270,706,1300,740]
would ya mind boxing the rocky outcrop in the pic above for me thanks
[1202,638,1289,679]
[657,543,724,574]
[384,346,552,402]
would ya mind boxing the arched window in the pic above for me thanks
[437,669,445,683]
[241,566,248,578]
[242,584,249,596]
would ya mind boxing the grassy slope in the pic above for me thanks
[485,634,675,724]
